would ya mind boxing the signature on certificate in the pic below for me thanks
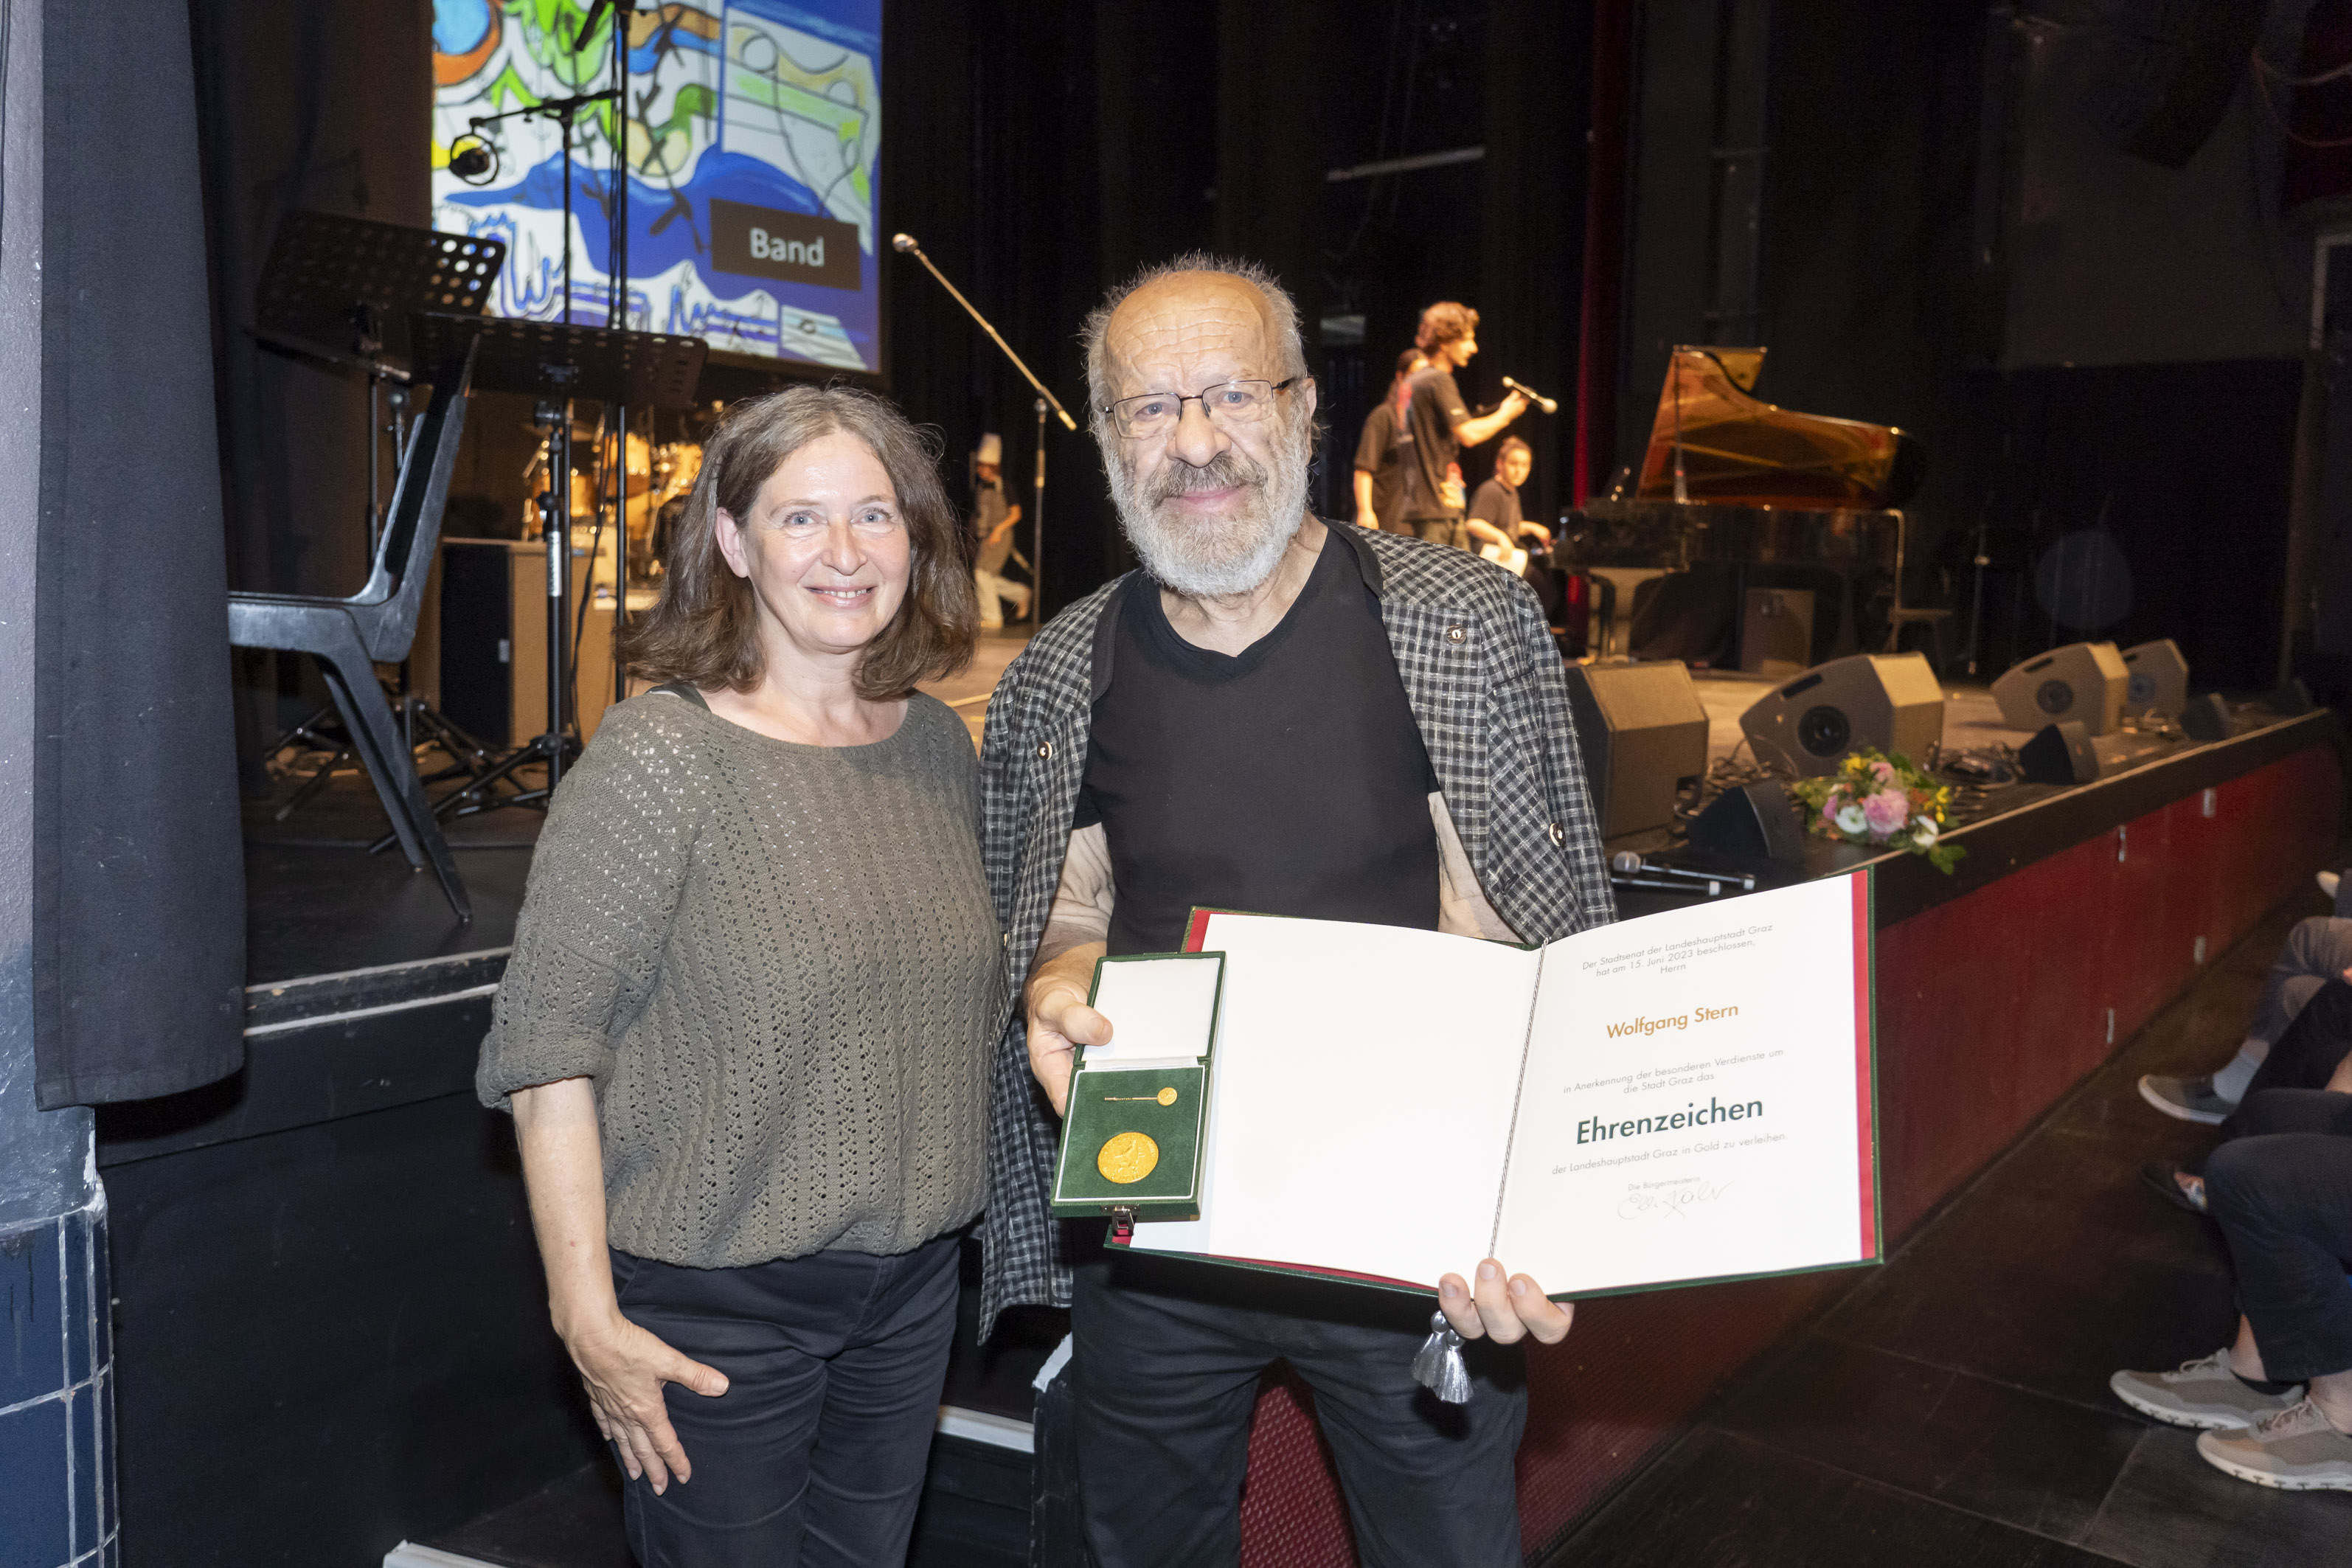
[1617,1180,1735,1222]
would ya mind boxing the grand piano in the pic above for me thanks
[1555,347,1925,666]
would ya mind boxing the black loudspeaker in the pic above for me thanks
[2020,721,2101,785]
[1687,780,1806,864]
[2120,638,2188,718]
[2182,692,2234,742]
[1738,653,1945,777]
[1563,662,1710,838]
[1992,642,2128,735]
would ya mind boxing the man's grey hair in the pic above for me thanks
[1080,253,1311,432]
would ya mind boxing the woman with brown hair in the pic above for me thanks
[476,384,1005,1566]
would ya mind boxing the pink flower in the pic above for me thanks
[1861,788,1909,837]
[1870,760,1897,785]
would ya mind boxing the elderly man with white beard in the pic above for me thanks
[975,255,1616,1567]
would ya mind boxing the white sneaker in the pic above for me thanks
[2111,1350,2304,1430]
[2137,1074,2235,1125]
[2197,1398,2352,1489]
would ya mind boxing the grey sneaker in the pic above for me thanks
[2197,1398,2352,1489]
[2110,1350,2304,1430]
[2138,1073,2234,1125]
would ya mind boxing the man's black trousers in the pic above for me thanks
[1070,1249,1527,1568]
[2207,1130,2352,1383]
[610,1235,960,1567]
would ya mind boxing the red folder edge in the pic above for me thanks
[1852,870,1880,1261]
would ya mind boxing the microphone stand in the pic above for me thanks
[468,85,617,787]
[891,232,1076,625]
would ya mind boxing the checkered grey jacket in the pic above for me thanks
[976,524,1616,1333]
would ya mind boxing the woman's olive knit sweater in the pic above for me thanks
[476,690,1005,1268]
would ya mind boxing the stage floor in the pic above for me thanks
[241,630,1033,987]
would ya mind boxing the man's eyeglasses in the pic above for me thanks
[1100,377,1304,440]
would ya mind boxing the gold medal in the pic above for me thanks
[1104,1087,1179,1106]
[1096,1131,1160,1184]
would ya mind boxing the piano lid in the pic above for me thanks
[1637,347,1924,510]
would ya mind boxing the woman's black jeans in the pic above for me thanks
[608,1234,960,1567]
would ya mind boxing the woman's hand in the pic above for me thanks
[513,1077,728,1494]
[560,1305,729,1494]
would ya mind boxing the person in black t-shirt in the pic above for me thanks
[1398,300,1527,547]
[1468,436,1563,624]
[1350,348,1422,534]
[1003,257,1597,1568]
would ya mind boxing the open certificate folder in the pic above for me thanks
[1111,870,1879,1300]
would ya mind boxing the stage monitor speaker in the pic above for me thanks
[2181,691,2233,742]
[1687,780,1806,865]
[1563,661,1710,838]
[2020,721,2101,785]
[1738,653,1944,777]
[2120,639,2188,718]
[1991,642,2127,735]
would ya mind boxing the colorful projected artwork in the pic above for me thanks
[431,0,882,372]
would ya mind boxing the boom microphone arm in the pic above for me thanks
[891,233,1078,431]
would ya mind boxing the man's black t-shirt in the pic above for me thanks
[1401,365,1470,521]
[1072,532,1440,956]
[1468,476,1522,536]
[1351,405,1412,534]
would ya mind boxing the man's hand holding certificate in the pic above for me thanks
[1044,871,1879,1313]
[1026,947,1575,1348]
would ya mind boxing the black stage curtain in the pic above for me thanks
[32,0,244,1106]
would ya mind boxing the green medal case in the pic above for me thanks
[1050,951,1224,1222]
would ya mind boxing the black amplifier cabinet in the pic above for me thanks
[437,539,616,748]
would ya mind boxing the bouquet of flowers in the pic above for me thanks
[1784,749,1966,875]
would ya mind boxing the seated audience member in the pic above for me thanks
[2145,974,2352,1213]
[2112,1128,2352,1489]
[2141,903,2352,1124]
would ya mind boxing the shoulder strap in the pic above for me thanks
[649,680,710,712]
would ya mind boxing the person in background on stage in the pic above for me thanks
[1397,300,1527,548]
[477,385,1005,1566]
[973,431,1030,629]
[1465,435,1563,625]
[1351,348,1423,533]
[980,254,1614,1567]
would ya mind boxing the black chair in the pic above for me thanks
[229,341,479,920]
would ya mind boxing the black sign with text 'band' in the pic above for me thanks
[710,199,861,292]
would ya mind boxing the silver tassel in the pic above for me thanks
[1412,1310,1471,1404]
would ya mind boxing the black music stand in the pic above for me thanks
[249,212,511,830]
[254,212,507,548]
[408,311,706,817]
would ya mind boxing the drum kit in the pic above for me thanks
[522,415,705,589]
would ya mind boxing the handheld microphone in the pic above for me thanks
[1502,377,1558,414]
[892,232,919,253]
